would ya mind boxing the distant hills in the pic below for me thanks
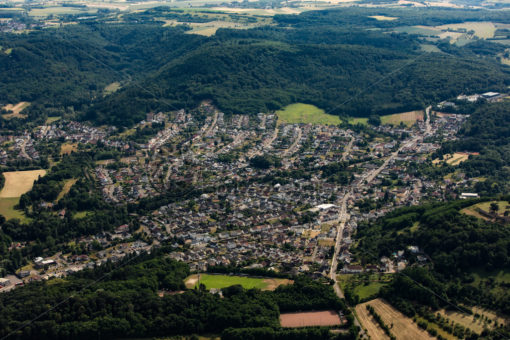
[0,8,510,126]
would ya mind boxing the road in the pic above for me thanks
[19,138,31,160]
[424,105,432,135]
[283,126,302,157]
[341,136,354,162]
[329,193,350,298]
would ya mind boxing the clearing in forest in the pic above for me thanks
[369,15,398,21]
[432,152,475,165]
[184,274,292,290]
[60,142,78,155]
[2,102,30,119]
[0,170,46,198]
[461,200,509,221]
[280,310,342,328]
[276,103,342,125]
[56,178,77,202]
[356,299,435,340]
[380,110,424,127]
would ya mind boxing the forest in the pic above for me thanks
[0,7,510,127]
[0,250,354,340]
[353,198,510,318]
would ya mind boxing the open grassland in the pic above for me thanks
[45,116,61,124]
[0,170,46,198]
[276,103,341,125]
[357,299,435,340]
[439,308,503,334]
[184,274,292,290]
[380,110,423,127]
[103,82,121,96]
[60,142,78,156]
[2,102,30,119]
[0,197,29,222]
[338,274,392,300]
[348,117,368,125]
[56,178,77,202]
[461,200,509,221]
[28,6,97,17]
[280,310,342,328]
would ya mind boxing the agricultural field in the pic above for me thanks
[276,103,342,125]
[380,110,424,127]
[28,6,97,17]
[60,142,78,155]
[435,22,496,39]
[461,200,509,221]
[438,307,505,334]
[432,152,474,165]
[0,170,46,198]
[2,102,30,119]
[356,299,435,340]
[184,274,292,290]
[369,15,398,21]
[280,310,342,328]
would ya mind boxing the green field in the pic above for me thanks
[0,197,30,222]
[338,273,392,300]
[348,117,368,125]
[184,274,287,290]
[276,103,342,125]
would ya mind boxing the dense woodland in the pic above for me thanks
[0,7,510,127]
[0,250,355,340]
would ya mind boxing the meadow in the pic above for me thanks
[2,102,30,119]
[0,169,46,221]
[184,274,292,290]
[276,103,342,125]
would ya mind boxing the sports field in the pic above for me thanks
[0,170,46,198]
[184,274,292,290]
[276,103,341,125]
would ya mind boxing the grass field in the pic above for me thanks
[435,21,496,39]
[103,82,121,96]
[461,200,509,221]
[45,116,61,124]
[0,197,29,222]
[276,103,342,125]
[338,274,392,300]
[356,299,435,340]
[2,102,30,119]
[184,274,292,290]
[348,117,368,125]
[56,178,77,202]
[60,142,78,155]
[380,110,424,127]
[0,170,46,198]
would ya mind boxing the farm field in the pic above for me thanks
[435,21,496,39]
[28,6,97,17]
[369,15,398,21]
[0,170,46,198]
[380,110,424,127]
[276,103,342,125]
[461,200,509,221]
[2,102,30,119]
[280,310,342,328]
[438,308,501,334]
[356,299,435,340]
[184,274,292,290]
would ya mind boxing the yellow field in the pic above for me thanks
[380,110,423,127]
[2,102,30,119]
[60,143,78,155]
[435,22,496,39]
[433,152,473,165]
[0,170,46,198]
[56,178,77,202]
[356,299,435,340]
[369,15,398,21]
